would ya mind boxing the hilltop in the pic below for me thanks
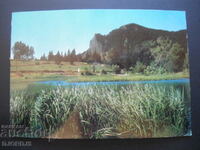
[82,23,188,71]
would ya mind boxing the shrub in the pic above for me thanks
[112,65,121,74]
[84,70,94,76]
[131,61,146,73]
[35,61,40,65]
[101,69,107,75]
[82,67,94,76]
[144,62,167,75]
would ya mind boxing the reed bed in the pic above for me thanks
[10,84,189,138]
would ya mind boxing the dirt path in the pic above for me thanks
[48,111,83,139]
[11,70,78,76]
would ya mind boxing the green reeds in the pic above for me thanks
[10,84,189,138]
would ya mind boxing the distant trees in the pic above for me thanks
[55,51,62,65]
[48,51,54,61]
[82,51,102,63]
[41,49,78,65]
[40,54,47,61]
[99,36,188,73]
[70,49,76,65]
[12,41,35,60]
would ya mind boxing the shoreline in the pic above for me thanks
[11,72,189,89]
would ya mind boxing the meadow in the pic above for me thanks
[10,60,189,90]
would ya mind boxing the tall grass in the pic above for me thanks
[77,85,188,138]
[10,84,189,138]
[30,87,79,135]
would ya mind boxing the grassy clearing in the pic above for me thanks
[73,72,189,83]
[10,84,189,138]
[11,60,112,73]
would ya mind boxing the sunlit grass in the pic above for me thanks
[74,72,189,82]
[10,60,112,72]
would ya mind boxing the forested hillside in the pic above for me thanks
[82,23,188,72]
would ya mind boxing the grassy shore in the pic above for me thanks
[11,72,189,90]
[73,72,189,82]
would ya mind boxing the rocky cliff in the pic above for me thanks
[82,23,188,70]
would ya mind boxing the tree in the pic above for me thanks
[40,53,47,61]
[12,41,35,60]
[150,37,172,70]
[66,49,71,63]
[150,37,186,72]
[169,43,185,72]
[55,51,62,65]
[70,49,76,65]
[48,51,54,61]
[26,46,34,60]
[76,54,82,62]
[63,52,67,62]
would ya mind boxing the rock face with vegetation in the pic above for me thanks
[82,23,188,72]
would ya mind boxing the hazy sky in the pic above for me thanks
[11,9,187,58]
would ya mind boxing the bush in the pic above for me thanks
[85,70,94,76]
[144,62,167,75]
[131,61,146,73]
[112,65,121,74]
[55,60,62,65]
[35,61,40,65]
[101,69,107,75]
[81,67,94,76]
[81,71,94,76]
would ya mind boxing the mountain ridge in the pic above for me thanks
[81,23,188,71]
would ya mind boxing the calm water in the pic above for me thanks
[36,78,189,86]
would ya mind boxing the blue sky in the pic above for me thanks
[11,9,187,58]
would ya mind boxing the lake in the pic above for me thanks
[36,78,189,86]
